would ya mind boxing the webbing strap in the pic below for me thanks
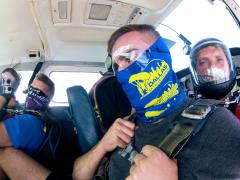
[159,123,193,158]
[28,61,43,87]
[159,98,219,158]
[92,74,114,124]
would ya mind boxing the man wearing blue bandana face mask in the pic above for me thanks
[105,24,240,180]
[0,73,54,179]
[111,30,186,122]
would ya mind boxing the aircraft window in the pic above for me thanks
[50,71,101,105]
[157,0,240,73]
[15,71,33,103]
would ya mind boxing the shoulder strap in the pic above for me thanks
[159,98,221,158]
[28,61,43,87]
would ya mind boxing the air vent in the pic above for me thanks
[85,0,149,27]
[51,0,72,24]
[89,3,112,20]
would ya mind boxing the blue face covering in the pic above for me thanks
[25,86,49,113]
[116,37,186,123]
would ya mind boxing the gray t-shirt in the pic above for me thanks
[108,98,240,180]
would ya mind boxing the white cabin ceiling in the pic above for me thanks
[0,0,183,67]
[0,0,43,66]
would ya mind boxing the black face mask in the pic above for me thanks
[25,86,49,113]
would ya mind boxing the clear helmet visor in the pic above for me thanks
[197,67,230,84]
[190,38,236,87]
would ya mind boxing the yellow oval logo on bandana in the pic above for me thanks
[129,60,170,98]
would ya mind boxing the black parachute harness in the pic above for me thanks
[4,108,43,117]
[118,98,223,164]
[92,98,226,180]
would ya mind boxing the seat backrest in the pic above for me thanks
[67,85,102,154]
[46,106,80,174]
[89,73,132,132]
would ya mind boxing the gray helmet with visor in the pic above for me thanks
[190,38,236,99]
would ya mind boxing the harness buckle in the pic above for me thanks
[181,104,211,120]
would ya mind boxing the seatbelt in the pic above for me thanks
[28,61,43,87]
[159,98,221,158]
[23,61,43,93]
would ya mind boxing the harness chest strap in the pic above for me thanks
[159,98,221,158]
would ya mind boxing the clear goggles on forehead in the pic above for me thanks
[112,48,149,73]
[112,49,143,65]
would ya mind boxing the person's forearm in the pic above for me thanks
[72,118,136,180]
[0,148,50,180]
[72,141,107,180]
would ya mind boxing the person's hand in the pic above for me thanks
[0,93,13,104]
[7,95,18,108]
[98,118,136,153]
[126,145,178,180]
[0,95,7,107]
